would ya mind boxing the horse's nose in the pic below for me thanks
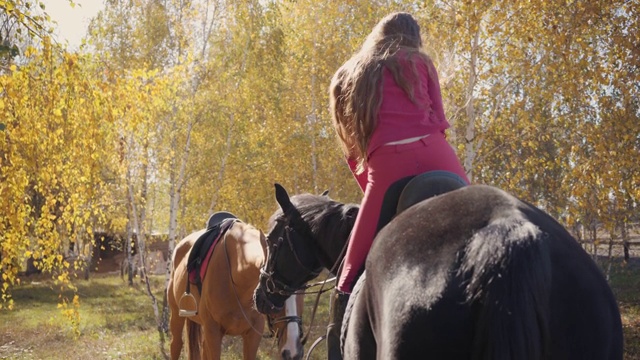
[254,287,283,314]
[281,347,303,360]
[281,349,295,360]
[255,292,272,313]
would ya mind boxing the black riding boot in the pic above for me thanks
[327,290,350,360]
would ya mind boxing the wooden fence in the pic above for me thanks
[578,235,640,263]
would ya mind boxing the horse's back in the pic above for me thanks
[172,229,206,267]
[354,184,622,359]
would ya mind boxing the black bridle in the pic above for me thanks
[259,219,323,299]
[262,220,332,348]
[265,312,304,341]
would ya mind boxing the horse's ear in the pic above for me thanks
[321,189,329,197]
[274,183,293,212]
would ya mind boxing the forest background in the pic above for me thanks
[1,0,639,340]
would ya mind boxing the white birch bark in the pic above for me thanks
[463,27,480,182]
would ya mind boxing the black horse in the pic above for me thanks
[254,182,623,359]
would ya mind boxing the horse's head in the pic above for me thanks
[265,293,305,360]
[254,183,324,314]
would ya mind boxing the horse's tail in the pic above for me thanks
[186,318,202,360]
[461,216,552,360]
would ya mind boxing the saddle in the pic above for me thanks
[187,211,238,290]
[179,211,237,317]
[375,170,468,234]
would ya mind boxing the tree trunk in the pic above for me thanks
[606,234,614,281]
[207,114,234,216]
[126,221,134,286]
[590,224,598,264]
[165,113,195,332]
[621,222,630,263]
[207,37,251,215]
[463,23,481,182]
[308,13,319,193]
[84,239,93,281]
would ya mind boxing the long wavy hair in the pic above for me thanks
[329,12,435,173]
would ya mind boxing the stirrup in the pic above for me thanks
[178,292,198,317]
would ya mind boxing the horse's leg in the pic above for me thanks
[169,308,186,359]
[168,280,186,360]
[241,327,264,360]
[186,319,202,360]
[201,322,223,360]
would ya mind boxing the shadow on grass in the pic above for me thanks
[10,279,124,306]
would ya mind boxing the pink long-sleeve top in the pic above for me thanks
[368,54,450,156]
[348,53,451,190]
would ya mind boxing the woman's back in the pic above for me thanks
[368,54,449,156]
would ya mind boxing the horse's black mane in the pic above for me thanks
[268,193,359,269]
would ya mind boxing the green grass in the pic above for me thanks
[0,273,332,360]
[0,263,638,359]
[0,274,165,359]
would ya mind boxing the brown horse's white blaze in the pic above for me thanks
[167,221,305,360]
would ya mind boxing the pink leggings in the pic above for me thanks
[337,133,469,293]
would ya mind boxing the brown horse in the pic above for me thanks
[168,220,305,360]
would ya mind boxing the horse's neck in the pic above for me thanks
[315,209,354,273]
[304,202,359,273]
[226,222,265,272]
[327,234,350,273]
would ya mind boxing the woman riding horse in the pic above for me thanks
[254,182,623,359]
